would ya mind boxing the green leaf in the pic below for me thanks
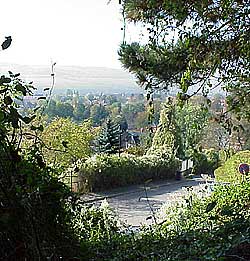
[0,110,5,121]
[15,84,27,96]
[9,106,20,128]
[0,88,7,94]
[0,76,11,84]
[30,125,44,132]
[62,141,69,148]
[220,207,233,216]
[206,201,217,213]
[21,115,36,124]
[4,96,13,105]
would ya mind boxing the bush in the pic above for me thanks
[192,148,219,175]
[218,149,236,165]
[71,199,121,260]
[124,145,146,156]
[215,150,250,183]
[78,154,180,192]
[82,181,250,260]
[0,73,80,259]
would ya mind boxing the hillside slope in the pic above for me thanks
[0,63,142,94]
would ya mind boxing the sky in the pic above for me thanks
[0,0,143,69]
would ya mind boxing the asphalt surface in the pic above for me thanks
[82,177,210,227]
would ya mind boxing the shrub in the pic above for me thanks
[82,181,250,260]
[218,149,236,165]
[215,150,250,183]
[0,73,80,259]
[78,154,180,192]
[192,148,219,175]
[124,145,146,156]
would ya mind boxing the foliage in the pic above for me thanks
[134,111,149,129]
[218,149,236,165]
[45,100,74,119]
[124,145,145,156]
[201,120,230,150]
[42,117,97,171]
[72,199,122,260]
[156,181,250,260]
[90,103,109,126]
[0,73,80,259]
[122,101,145,127]
[73,103,90,121]
[147,99,209,159]
[98,118,121,154]
[119,0,250,118]
[147,99,180,158]
[215,150,250,182]
[139,130,154,151]
[192,148,220,175]
[78,153,180,192]
[82,181,250,260]
[175,102,210,159]
[44,99,91,122]
[113,114,128,132]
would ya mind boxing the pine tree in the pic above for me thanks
[119,0,250,119]
[98,118,121,154]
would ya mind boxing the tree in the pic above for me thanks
[98,118,121,154]
[42,118,97,170]
[134,111,148,129]
[44,100,74,119]
[45,99,58,118]
[90,103,108,126]
[175,103,210,159]
[122,102,145,128]
[113,114,128,133]
[56,102,74,118]
[147,98,209,159]
[119,0,250,118]
[147,98,180,159]
[73,103,89,121]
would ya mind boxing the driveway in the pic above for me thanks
[82,177,209,227]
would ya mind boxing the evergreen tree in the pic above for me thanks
[119,0,250,119]
[147,98,180,159]
[98,118,121,154]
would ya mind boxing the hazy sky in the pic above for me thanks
[0,0,142,69]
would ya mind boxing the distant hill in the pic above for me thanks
[0,63,144,94]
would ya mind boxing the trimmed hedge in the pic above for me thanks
[78,154,181,192]
[215,150,250,182]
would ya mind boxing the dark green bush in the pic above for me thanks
[0,74,80,259]
[78,154,181,192]
[215,150,250,182]
[192,148,219,175]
